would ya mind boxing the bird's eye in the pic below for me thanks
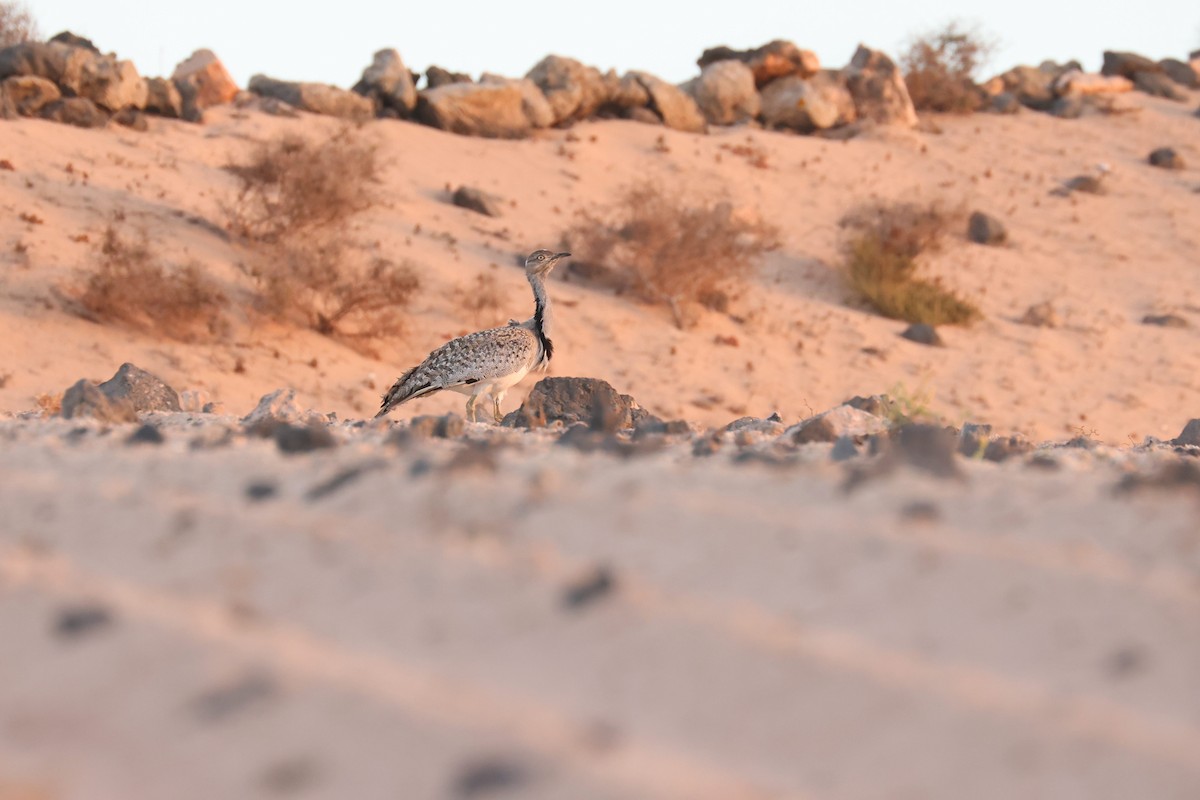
[537,254,545,260]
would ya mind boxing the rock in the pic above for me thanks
[425,65,471,89]
[967,211,1007,245]
[900,323,944,346]
[724,415,786,436]
[625,71,706,133]
[1142,313,1189,328]
[830,435,860,461]
[983,435,1034,462]
[171,49,239,118]
[504,377,634,430]
[0,39,148,111]
[242,388,320,429]
[98,363,182,412]
[478,74,555,129]
[0,41,75,85]
[40,97,109,128]
[1048,94,1085,119]
[407,413,466,438]
[112,106,148,131]
[560,565,617,610]
[1053,165,1109,196]
[884,424,963,479]
[416,79,550,138]
[1133,71,1188,101]
[249,75,374,120]
[1158,58,1197,88]
[1172,419,1200,446]
[54,603,114,638]
[143,76,182,117]
[0,85,15,119]
[60,379,137,423]
[1019,301,1060,328]
[689,60,760,125]
[787,404,888,444]
[958,422,993,457]
[2,74,60,115]
[273,423,337,454]
[525,54,610,125]
[1148,147,1185,169]
[845,394,898,419]
[1101,51,1161,80]
[1052,71,1134,96]
[988,92,1021,114]
[126,423,165,445]
[452,186,504,217]
[79,57,147,111]
[48,31,99,52]
[841,45,917,127]
[353,48,417,117]
[697,40,819,87]
[991,65,1056,111]
[760,72,856,132]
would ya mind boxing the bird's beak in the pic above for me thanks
[555,252,571,260]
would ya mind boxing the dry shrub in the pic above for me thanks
[225,127,379,242]
[0,1,38,47]
[840,201,981,326]
[226,127,420,345]
[901,21,994,114]
[564,182,780,328]
[72,224,228,340]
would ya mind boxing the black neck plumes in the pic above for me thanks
[529,272,554,364]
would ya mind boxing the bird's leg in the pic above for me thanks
[464,395,476,423]
[492,395,503,424]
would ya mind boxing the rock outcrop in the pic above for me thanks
[687,60,760,126]
[249,74,374,120]
[841,45,917,127]
[416,78,552,138]
[353,48,417,117]
[171,49,239,121]
[697,40,819,87]
[760,71,855,132]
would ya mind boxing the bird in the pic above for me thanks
[376,249,570,423]
[1051,162,1110,196]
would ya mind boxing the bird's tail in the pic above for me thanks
[375,367,437,418]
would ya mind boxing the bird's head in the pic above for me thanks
[524,249,570,277]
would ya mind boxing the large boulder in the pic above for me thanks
[60,379,136,423]
[249,74,374,120]
[1101,51,1160,79]
[479,74,554,128]
[353,48,417,117]
[171,49,239,121]
[143,76,183,118]
[40,97,109,128]
[841,45,917,127]
[2,74,60,115]
[416,78,551,138]
[0,39,145,110]
[625,71,706,133]
[697,40,819,87]
[503,377,634,430]
[1133,71,1189,101]
[988,65,1056,110]
[1159,58,1198,88]
[425,65,471,89]
[525,54,610,125]
[687,60,760,125]
[760,71,856,132]
[0,41,75,83]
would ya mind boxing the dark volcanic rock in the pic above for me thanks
[1159,58,1198,88]
[98,363,181,413]
[1133,71,1188,101]
[54,603,114,638]
[60,379,137,423]
[126,423,165,445]
[1048,94,1085,119]
[1148,147,1185,170]
[900,323,944,347]
[1172,419,1200,447]
[407,413,466,439]
[967,211,1007,245]
[787,405,888,444]
[1101,51,1160,80]
[40,97,109,128]
[353,48,417,117]
[1142,313,1189,328]
[504,378,633,430]
[560,565,617,610]
[452,186,505,217]
[425,65,471,89]
[273,423,337,454]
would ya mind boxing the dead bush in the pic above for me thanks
[225,127,379,242]
[239,239,419,347]
[901,22,994,114]
[71,224,228,340]
[0,1,38,47]
[840,201,981,326]
[564,182,780,328]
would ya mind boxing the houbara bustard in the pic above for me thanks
[376,249,570,423]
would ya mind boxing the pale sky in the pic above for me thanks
[23,0,1200,88]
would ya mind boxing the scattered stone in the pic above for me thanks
[1173,419,1200,446]
[425,65,471,89]
[98,363,181,413]
[1148,147,1185,170]
[171,49,239,121]
[760,72,856,132]
[525,54,610,125]
[2,74,60,115]
[841,45,918,127]
[242,389,317,429]
[830,435,860,461]
[898,500,941,524]
[991,66,1055,111]
[453,757,532,798]
[1142,313,1189,328]
[1048,94,1085,119]
[416,79,550,138]
[60,379,137,423]
[504,378,633,430]
[1053,165,1109,196]
[112,106,148,131]
[1101,51,1161,80]
[691,430,725,456]
[126,423,164,445]
[1114,460,1200,497]
[143,76,183,117]
[40,96,109,128]
[983,435,1034,462]
[787,404,888,444]
[249,75,374,120]
[273,423,337,454]
[452,186,505,217]
[407,413,467,439]
[697,40,819,86]
[900,323,944,347]
[192,673,277,723]
[305,461,386,502]
[1133,71,1188,101]
[625,71,706,133]
[48,31,99,52]
[353,48,417,117]
[687,59,760,126]
[845,394,898,419]
[967,211,1007,245]
[244,481,279,502]
[888,424,963,478]
[1158,58,1198,88]
[958,422,993,458]
[1019,301,1060,328]
[54,603,114,638]
[988,91,1022,114]
[724,415,786,436]
[560,564,616,610]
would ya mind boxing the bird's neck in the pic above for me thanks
[528,271,554,362]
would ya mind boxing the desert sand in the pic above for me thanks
[1,62,1200,800]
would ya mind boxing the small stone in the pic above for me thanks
[54,604,113,638]
[126,423,164,445]
[245,481,279,501]
[60,379,137,423]
[452,186,504,217]
[1142,313,1189,328]
[900,324,944,347]
[453,757,531,798]
[1048,94,1085,119]
[273,423,336,454]
[408,413,467,438]
[983,435,1034,462]
[561,565,617,611]
[988,92,1021,114]
[788,405,888,444]
[893,424,962,478]
[1148,147,1185,170]
[967,211,1007,245]
[192,673,277,723]
[830,435,860,461]
[1019,301,1060,328]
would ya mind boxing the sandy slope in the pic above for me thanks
[1,89,1198,441]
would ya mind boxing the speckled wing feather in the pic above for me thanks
[377,326,539,416]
